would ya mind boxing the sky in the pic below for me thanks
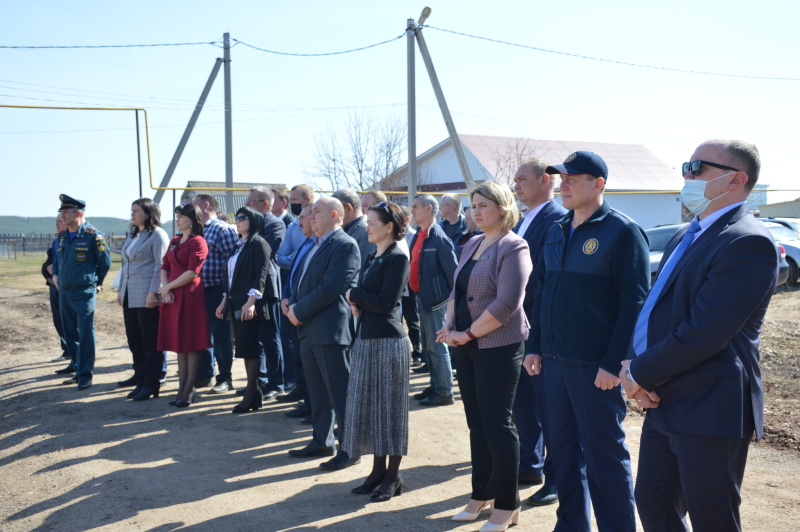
[2,0,800,218]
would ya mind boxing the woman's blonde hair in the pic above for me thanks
[470,181,520,233]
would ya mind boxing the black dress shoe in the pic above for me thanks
[411,363,429,374]
[518,473,545,486]
[126,385,143,399]
[319,451,361,471]
[55,366,75,375]
[412,387,435,400]
[118,375,138,387]
[62,376,78,385]
[276,387,303,403]
[352,474,385,494]
[288,444,335,458]
[132,387,160,401]
[527,483,558,506]
[285,406,311,418]
[419,393,454,406]
[77,380,92,390]
[262,384,283,400]
[370,476,404,502]
[411,356,423,367]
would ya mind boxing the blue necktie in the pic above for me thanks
[632,219,702,355]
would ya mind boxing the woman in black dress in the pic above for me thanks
[216,206,271,413]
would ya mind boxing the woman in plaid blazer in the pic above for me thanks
[437,181,532,532]
[117,198,170,401]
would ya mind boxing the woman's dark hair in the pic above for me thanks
[235,206,264,243]
[369,201,407,242]
[174,203,204,237]
[130,197,162,236]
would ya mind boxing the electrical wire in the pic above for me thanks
[0,41,216,49]
[425,26,800,81]
[231,34,404,56]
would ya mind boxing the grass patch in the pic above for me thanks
[0,251,121,303]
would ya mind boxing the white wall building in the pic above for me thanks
[389,134,686,229]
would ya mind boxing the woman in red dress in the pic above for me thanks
[158,203,211,408]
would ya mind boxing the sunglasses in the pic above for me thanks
[234,215,248,222]
[375,201,391,214]
[682,160,739,177]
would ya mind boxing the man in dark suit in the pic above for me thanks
[513,158,567,505]
[286,197,361,470]
[246,187,286,399]
[332,187,375,266]
[272,187,296,228]
[621,139,778,532]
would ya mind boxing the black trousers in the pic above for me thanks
[122,294,164,389]
[455,340,523,510]
[401,294,421,357]
[48,284,67,355]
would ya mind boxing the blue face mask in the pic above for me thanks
[680,171,735,215]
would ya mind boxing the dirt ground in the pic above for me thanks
[1,283,799,531]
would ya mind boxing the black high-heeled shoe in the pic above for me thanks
[352,473,385,494]
[370,476,404,502]
[174,400,191,408]
[126,385,143,399]
[132,387,160,401]
[232,389,263,413]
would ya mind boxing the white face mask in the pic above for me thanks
[680,171,735,215]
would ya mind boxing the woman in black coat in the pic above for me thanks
[343,201,410,502]
[216,206,271,413]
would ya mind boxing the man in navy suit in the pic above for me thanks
[513,158,567,505]
[621,139,778,532]
[286,197,361,470]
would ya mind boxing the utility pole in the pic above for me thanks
[223,32,233,213]
[407,18,417,206]
[409,7,476,193]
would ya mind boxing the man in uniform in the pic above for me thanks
[524,152,649,532]
[52,194,112,390]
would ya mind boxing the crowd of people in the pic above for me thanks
[44,138,777,532]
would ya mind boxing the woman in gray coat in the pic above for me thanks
[117,198,170,401]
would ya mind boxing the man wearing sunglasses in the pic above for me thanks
[621,139,778,531]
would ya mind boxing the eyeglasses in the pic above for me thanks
[234,215,248,222]
[245,197,262,203]
[682,160,739,177]
[375,201,391,214]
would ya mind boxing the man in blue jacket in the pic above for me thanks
[621,139,777,532]
[523,152,649,532]
[409,194,458,407]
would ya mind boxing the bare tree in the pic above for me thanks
[307,111,407,192]
[490,137,550,186]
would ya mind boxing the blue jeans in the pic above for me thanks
[417,297,453,397]
[199,284,234,383]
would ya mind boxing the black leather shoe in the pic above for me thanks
[55,366,75,375]
[352,474,385,494]
[62,376,78,385]
[518,473,545,486]
[126,385,143,399]
[413,387,435,400]
[320,451,361,471]
[288,444,335,458]
[77,380,92,390]
[411,356,423,367]
[262,384,283,400]
[419,393,454,406]
[118,375,138,387]
[370,476,404,502]
[276,387,303,403]
[285,405,311,418]
[527,483,558,506]
[411,363,429,374]
[132,387,160,401]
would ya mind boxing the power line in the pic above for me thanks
[232,34,404,56]
[0,41,216,49]
[425,26,800,81]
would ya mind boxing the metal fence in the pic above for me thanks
[0,233,127,261]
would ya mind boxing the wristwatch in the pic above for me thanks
[625,366,638,386]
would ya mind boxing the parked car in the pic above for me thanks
[759,220,799,286]
[760,217,800,235]
[646,221,789,288]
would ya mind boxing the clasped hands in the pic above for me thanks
[435,324,470,347]
[619,360,661,409]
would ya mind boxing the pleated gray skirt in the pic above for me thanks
[342,335,410,458]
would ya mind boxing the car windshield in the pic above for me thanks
[767,225,800,242]
[646,226,683,252]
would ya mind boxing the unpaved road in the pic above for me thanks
[1,286,798,531]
